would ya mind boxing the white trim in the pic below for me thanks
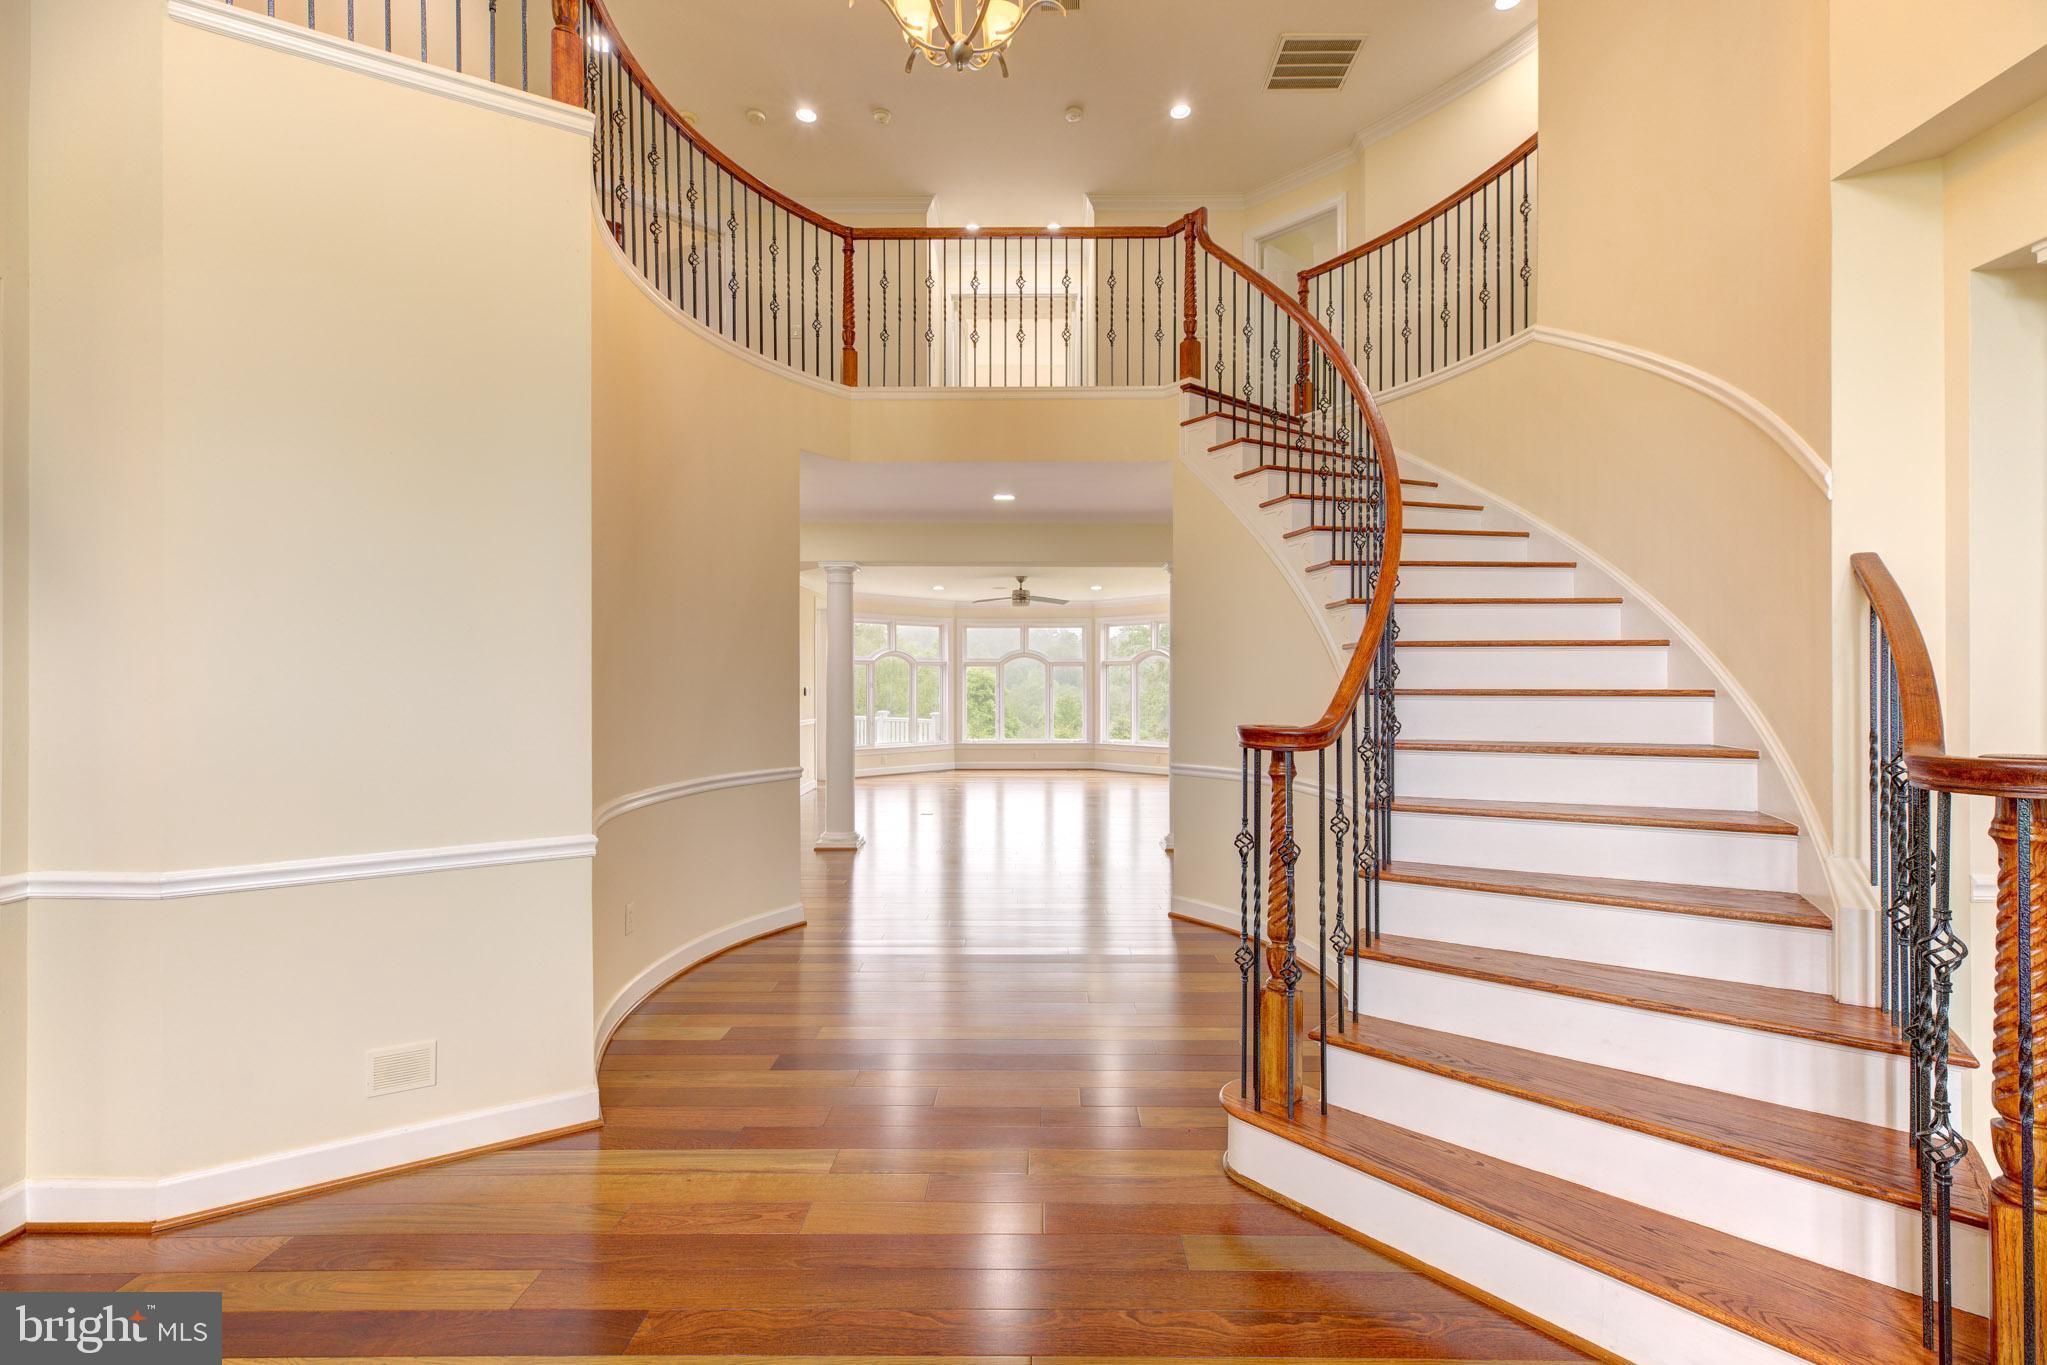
[1170,894,1238,931]
[1249,193,1349,277]
[1171,761,1240,784]
[0,1180,24,1239]
[1381,326,1834,498]
[165,0,594,137]
[25,1086,600,1225]
[1975,872,1998,904]
[1350,27,1538,156]
[594,767,805,831]
[798,778,819,797]
[0,835,596,904]
[1244,148,1358,212]
[595,205,1173,405]
[594,902,806,1064]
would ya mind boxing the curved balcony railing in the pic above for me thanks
[1300,135,1537,394]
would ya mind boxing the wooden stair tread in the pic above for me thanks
[1214,435,1357,456]
[1224,1087,1988,1365]
[1178,383,1300,423]
[1397,739,1759,758]
[1391,596,1623,605]
[1382,859,1826,927]
[1396,637,1670,648]
[1230,463,1441,491]
[1390,796,1798,836]
[1395,688,1716,697]
[1398,559,1577,568]
[1352,935,1978,1065]
[1309,1016,1992,1227]
[1261,492,1381,509]
[1402,526,1529,537]
[1288,526,1508,540]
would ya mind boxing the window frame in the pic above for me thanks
[1099,617,1171,748]
[851,618,948,751]
[958,621,1091,745]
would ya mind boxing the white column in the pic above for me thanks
[1160,559,1175,854]
[814,562,865,851]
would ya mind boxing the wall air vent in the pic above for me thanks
[1266,35,1363,92]
[367,1041,437,1097]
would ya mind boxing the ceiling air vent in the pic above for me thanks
[1266,35,1363,92]
[367,1041,437,1097]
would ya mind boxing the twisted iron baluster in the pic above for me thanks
[1236,747,1257,1102]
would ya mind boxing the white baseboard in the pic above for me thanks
[797,778,818,797]
[594,902,806,1064]
[24,1085,600,1226]
[0,1179,24,1239]
[1170,894,1240,931]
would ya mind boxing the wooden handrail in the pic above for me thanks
[1195,225,1405,753]
[1299,134,1537,282]
[1852,552,2047,798]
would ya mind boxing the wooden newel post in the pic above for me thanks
[840,235,858,387]
[1258,751,1303,1116]
[1990,795,2047,1364]
[1178,216,1202,382]
[550,0,583,107]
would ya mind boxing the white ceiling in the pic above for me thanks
[600,0,1537,225]
[800,451,1170,522]
[802,563,1169,603]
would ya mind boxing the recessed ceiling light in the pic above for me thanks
[794,106,818,124]
[1494,0,1521,8]
[965,222,981,233]
[1090,584,1103,592]
[991,492,1016,502]
[1047,221,1061,232]
[931,584,945,591]
[1169,102,1192,120]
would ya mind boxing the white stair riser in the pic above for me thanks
[1321,1050,1989,1314]
[1399,531,1530,562]
[1227,1119,1802,1365]
[1279,497,1373,532]
[1396,749,1759,808]
[1249,467,1411,506]
[1397,644,1669,688]
[1390,811,1798,892]
[1379,881,1829,991]
[1395,602,1624,638]
[1396,693,1716,743]
[1395,564,1578,596]
[1352,958,1914,1127]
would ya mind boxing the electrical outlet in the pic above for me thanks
[625,901,637,936]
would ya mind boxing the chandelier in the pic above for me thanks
[858,0,1067,76]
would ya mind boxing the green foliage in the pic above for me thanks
[965,666,997,739]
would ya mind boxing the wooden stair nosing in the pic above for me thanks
[1401,527,1529,538]
[1178,383,1301,424]
[1229,464,1446,493]
[1212,435,1357,457]
[1396,638,1671,649]
[1389,797,1797,837]
[1287,526,1507,541]
[1391,596,1624,606]
[1261,492,1381,510]
[1396,739,1760,759]
[1380,859,1826,928]
[1306,1017,1992,1228]
[1349,934,1978,1066]
[1310,558,1581,571]
[1222,1085,1990,1365]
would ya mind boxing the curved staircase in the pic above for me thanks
[1182,387,1992,1363]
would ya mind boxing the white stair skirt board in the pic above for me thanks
[0,1180,24,1240]
[1396,693,1716,744]
[1396,748,1759,809]
[1321,1047,1991,1314]
[26,1086,601,1226]
[1226,1118,1802,1365]
[1395,643,1669,689]
[1388,564,1579,596]
[1389,602,1625,638]
[1389,810,1799,892]
[1352,957,1914,1129]
[813,830,867,850]
[594,902,807,1064]
[1379,881,1829,992]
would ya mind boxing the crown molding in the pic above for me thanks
[0,835,597,904]
[167,0,594,136]
[1351,25,1538,157]
[803,195,936,221]
[1084,190,1247,215]
[1242,145,1358,210]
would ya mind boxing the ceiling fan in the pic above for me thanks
[973,574,1069,606]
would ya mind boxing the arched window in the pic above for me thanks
[960,625,1087,742]
[1101,619,1170,745]
[852,619,946,748]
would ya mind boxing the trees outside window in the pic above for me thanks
[851,619,946,747]
[1101,619,1170,744]
[962,624,1088,742]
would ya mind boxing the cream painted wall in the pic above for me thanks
[592,223,830,1045]
[1831,0,2047,175]
[1539,0,1832,461]
[1384,340,1834,827]
[0,0,29,1227]
[845,390,1178,463]
[1169,461,1340,920]
[21,3,597,1197]
[1353,49,1538,245]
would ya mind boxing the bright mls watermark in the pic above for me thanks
[4,1294,221,1363]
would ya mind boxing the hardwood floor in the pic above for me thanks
[1,771,1583,1361]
